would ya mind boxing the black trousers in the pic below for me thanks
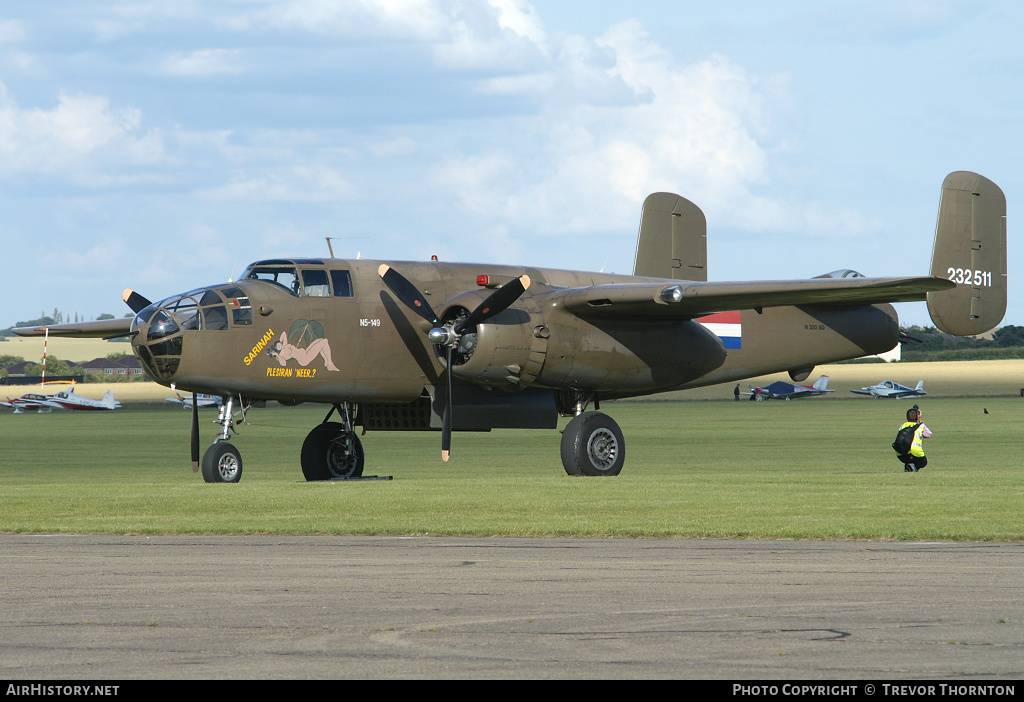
[898,454,927,471]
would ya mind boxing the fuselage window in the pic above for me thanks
[331,270,354,297]
[232,305,253,326]
[301,269,331,297]
[219,287,253,326]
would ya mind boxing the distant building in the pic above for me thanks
[76,356,145,377]
[0,361,38,377]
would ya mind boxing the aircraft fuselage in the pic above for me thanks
[130,257,898,404]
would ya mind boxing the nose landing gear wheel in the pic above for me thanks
[560,411,625,476]
[301,422,365,481]
[201,442,243,483]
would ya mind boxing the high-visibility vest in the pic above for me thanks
[899,422,925,457]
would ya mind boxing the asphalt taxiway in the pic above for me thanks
[1,535,1022,679]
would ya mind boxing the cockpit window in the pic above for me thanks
[331,270,354,297]
[243,262,300,297]
[301,269,331,297]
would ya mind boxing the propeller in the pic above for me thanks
[191,393,200,473]
[122,289,153,314]
[377,265,441,326]
[899,328,924,344]
[125,287,197,470]
[379,265,531,461]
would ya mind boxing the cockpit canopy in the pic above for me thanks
[816,269,865,279]
[240,259,353,298]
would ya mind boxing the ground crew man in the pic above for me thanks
[897,405,931,472]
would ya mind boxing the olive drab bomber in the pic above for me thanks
[14,172,1007,482]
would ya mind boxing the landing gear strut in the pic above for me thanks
[201,395,247,483]
[558,393,624,476]
[301,403,365,481]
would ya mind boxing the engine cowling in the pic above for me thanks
[447,307,537,389]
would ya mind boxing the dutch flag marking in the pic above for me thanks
[698,311,741,349]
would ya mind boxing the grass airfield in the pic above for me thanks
[2,359,1023,540]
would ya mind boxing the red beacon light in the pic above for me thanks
[476,275,489,287]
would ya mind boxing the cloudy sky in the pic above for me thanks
[1,0,1021,329]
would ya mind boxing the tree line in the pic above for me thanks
[898,325,1024,362]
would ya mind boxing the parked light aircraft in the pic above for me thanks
[850,380,927,399]
[745,375,834,400]
[14,172,1006,483]
[166,392,223,409]
[2,389,120,412]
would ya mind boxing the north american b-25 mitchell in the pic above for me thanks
[15,171,1006,482]
[850,380,927,399]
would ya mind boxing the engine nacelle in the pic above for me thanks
[537,317,728,392]
[450,298,728,394]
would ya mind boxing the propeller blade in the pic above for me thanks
[441,346,452,462]
[191,394,200,473]
[122,288,153,314]
[900,329,924,344]
[378,264,440,326]
[454,275,531,334]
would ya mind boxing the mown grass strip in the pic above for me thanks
[1,397,1021,539]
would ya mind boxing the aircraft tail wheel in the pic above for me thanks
[201,442,243,483]
[301,422,364,481]
[560,411,625,476]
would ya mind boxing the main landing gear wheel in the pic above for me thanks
[301,422,365,481]
[560,411,625,476]
[201,442,243,483]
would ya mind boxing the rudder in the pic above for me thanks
[927,171,1006,336]
[633,193,707,281]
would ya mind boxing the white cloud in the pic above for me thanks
[368,136,417,158]
[199,164,360,202]
[245,0,450,40]
[428,18,804,240]
[0,86,167,181]
[161,49,243,77]
[0,19,26,44]
[420,11,885,247]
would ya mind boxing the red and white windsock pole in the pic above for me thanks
[41,326,48,389]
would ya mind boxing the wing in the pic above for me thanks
[556,276,956,321]
[33,399,65,410]
[12,318,133,339]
